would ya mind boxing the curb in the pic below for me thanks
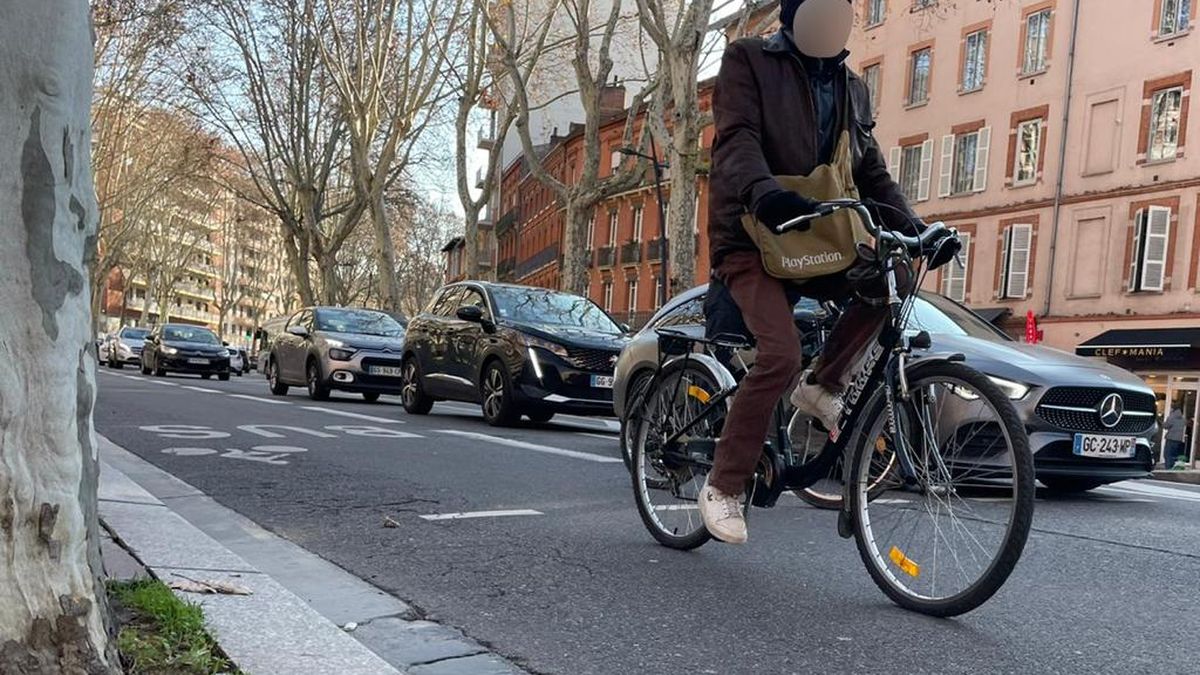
[98,435,526,675]
[1151,470,1200,485]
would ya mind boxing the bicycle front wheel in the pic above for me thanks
[848,360,1034,617]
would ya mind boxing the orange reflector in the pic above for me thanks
[889,546,920,578]
[687,385,711,404]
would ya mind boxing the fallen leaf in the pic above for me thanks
[383,516,401,528]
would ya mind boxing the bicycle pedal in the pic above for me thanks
[837,509,853,539]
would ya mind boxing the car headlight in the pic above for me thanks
[989,376,1030,400]
[523,335,568,359]
[221,348,231,357]
[117,342,132,354]
[325,338,346,348]
[161,346,178,355]
[329,347,356,361]
[950,376,1030,401]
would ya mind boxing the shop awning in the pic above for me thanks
[1076,327,1200,370]
[971,307,1012,326]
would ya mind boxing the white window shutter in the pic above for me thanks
[973,127,991,192]
[888,147,902,177]
[918,139,934,202]
[938,134,955,198]
[1129,210,1145,292]
[1141,206,1171,291]
[999,227,1011,298]
[1006,223,1032,299]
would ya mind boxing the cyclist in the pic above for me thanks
[699,0,957,544]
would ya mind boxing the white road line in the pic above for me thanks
[437,430,623,463]
[419,509,543,521]
[438,402,620,431]
[299,406,402,424]
[154,380,180,387]
[581,432,617,441]
[227,394,292,405]
[652,504,698,511]
[1098,482,1200,503]
[182,386,221,394]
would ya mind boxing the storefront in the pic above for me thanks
[1076,328,1200,468]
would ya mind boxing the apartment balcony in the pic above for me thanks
[187,262,219,278]
[175,282,215,300]
[475,167,485,189]
[646,237,666,262]
[596,246,616,269]
[496,208,520,238]
[497,257,516,281]
[477,125,495,150]
[620,241,642,266]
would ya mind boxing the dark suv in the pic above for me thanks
[140,324,231,380]
[401,282,629,425]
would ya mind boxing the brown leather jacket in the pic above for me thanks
[708,32,916,269]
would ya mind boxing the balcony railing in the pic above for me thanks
[596,246,616,268]
[496,208,519,237]
[497,257,516,281]
[620,240,642,266]
[477,126,495,150]
[646,237,666,262]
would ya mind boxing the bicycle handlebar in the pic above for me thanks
[773,199,952,257]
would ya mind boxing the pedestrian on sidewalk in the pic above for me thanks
[1163,407,1188,469]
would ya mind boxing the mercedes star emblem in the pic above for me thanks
[1097,393,1124,429]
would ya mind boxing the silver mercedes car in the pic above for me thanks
[613,285,1158,494]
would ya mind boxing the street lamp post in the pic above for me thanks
[619,139,670,309]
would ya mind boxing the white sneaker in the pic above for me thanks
[790,370,843,431]
[698,480,747,544]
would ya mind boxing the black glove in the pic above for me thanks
[755,190,819,232]
[924,230,962,271]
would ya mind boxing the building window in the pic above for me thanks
[602,281,613,311]
[586,212,596,249]
[912,0,936,9]
[863,63,881,115]
[610,149,623,175]
[891,141,932,202]
[999,223,1033,299]
[961,29,987,93]
[908,47,932,106]
[654,277,663,307]
[1022,9,1052,75]
[1149,86,1184,162]
[938,127,991,197]
[607,211,618,246]
[1129,206,1172,292]
[866,0,886,27]
[940,232,972,302]
[1159,0,1192,37]
[632,205,644,241]
[626,278,638,312]
[1014,119,1043,185]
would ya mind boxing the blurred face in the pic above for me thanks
[791,0,854,58]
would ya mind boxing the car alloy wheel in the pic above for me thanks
[480,363,518,426]
[307,361,330,401]
[400,358,433,414]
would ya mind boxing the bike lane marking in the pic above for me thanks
[436,430,622,464]
[299,406,403,424]
[228,393,292,405]
[419,509,543,521]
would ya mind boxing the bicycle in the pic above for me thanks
[628,198,1035,617]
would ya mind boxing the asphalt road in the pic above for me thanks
[95,366,1200,674]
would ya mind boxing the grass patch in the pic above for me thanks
[108,579,239,674]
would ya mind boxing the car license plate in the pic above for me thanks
[1072,434,1136,459]
[591,375,615,389]
[187,358,209,365]
[368,365,403,377]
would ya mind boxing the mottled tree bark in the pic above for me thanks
[0,1,120,672]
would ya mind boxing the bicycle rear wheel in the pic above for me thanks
[848,360,1034,616]
[631,360,729,550]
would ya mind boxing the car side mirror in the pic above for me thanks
[287,325,309,337]
[222,341,229,346]
[456,305,484,323]
[620,323,632,333]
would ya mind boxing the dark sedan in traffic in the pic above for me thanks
[140,324,231,380]
[614,285,1158,493]
[401,282,629,426]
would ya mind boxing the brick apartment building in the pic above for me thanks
[453,0,1200,464]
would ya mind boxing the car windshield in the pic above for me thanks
[491,287,622,334]
[162,326,220,344]
[119,328,149,339]
[315,308,404,337]
[908,294,1010,342]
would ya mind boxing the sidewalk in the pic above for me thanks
[98,435,526,675]
[1151,469,1200,485]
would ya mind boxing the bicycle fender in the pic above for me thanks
[662,352,739,392]
[908,351,966,365]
